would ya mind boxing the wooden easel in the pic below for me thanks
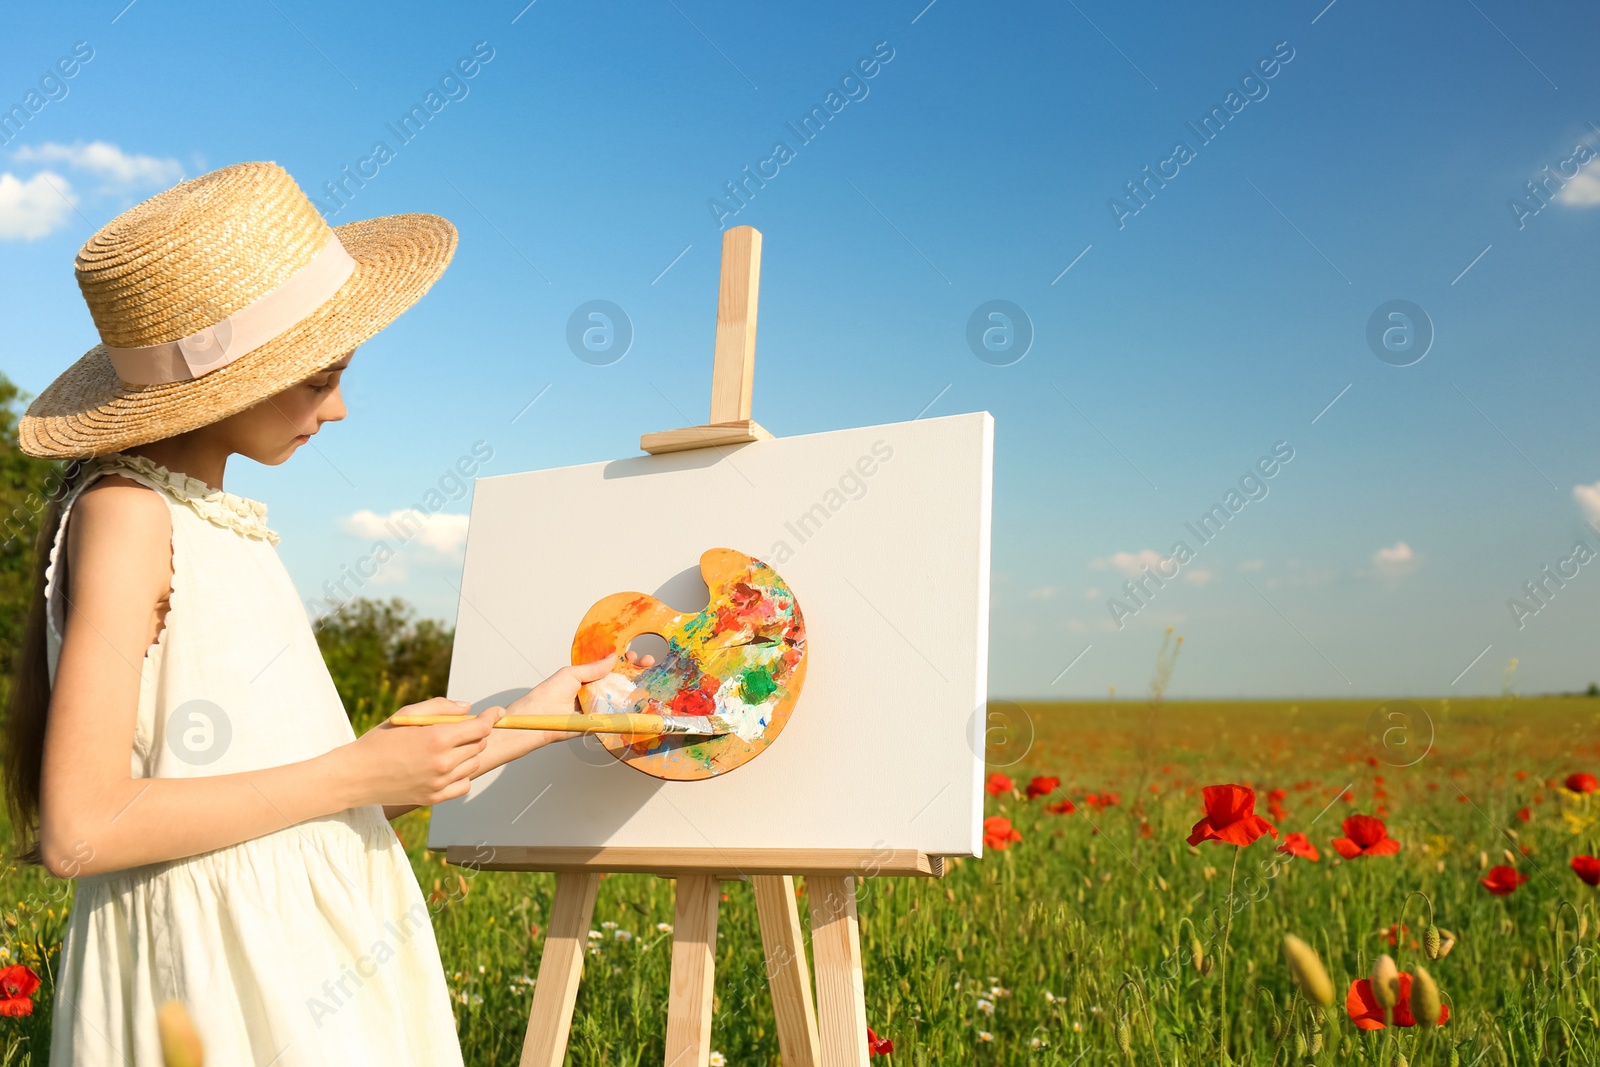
[447,226,946,1067]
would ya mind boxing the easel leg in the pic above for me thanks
[753,875,821,1067]
[664,874,721,1067]
[519,871,600,1067]
[806,876,869,1067]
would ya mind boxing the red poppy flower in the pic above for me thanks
[1275,832,1319,861]
[1025,775,1061,800]
[1045,798,1076,816]
[983,816,1022,851]
[1331,814,1400,859]
[1345,974,1449,1030]
[867,1026,894,1056]
[984,773,1014,796]
[1565,772,1599,795]
[1480,865,1528,896]
[0,965,40,1018]
[1516,806,1531,822]
[1186,784,1278,847]
[1083,791,1121,810]
[1572,855,1600,887]
[1382,922,1408,947]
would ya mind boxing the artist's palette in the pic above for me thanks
[571,548,807,780]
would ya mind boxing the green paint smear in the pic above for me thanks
[739,664,777,704]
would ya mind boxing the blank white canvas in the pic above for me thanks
[427,412,993,856]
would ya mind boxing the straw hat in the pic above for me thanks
[17,160,457,459]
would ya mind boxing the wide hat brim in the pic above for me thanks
[18,212,456,460]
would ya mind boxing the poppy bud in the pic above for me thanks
[1267,1013,1283,1041]
[1309,1004,1325,1027]
[1424,924,1441,959]
[1394,1054,1409,1067]
[1371,954,1400,1010]
[1478,850,1489,869]
[1413,966,1442,1026]
[1191,937,1204,973]
[1116,1018,1131,1054]
[1294,1030,1308,1057]
[1436,928,1457,959]
[1449,1046,1461,1067]
[1200,953,1215,976]
[1581,914,1590,941]
[1282,935,1335,1007]
[156,1001,203,1067]
[1309,1028,1324,1055]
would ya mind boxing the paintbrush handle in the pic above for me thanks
[389,712,671,734]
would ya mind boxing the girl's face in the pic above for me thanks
[209,350,353,464]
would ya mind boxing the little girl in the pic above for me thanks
[2,162,641,1065]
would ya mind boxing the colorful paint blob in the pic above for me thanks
[571,548,807,780]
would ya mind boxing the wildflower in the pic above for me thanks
[1345,973,1449,1029]
[1331,814,1400,858]
[1382,923,1409,947]
[1565,772,1599,794]
[985,772,1014,796]
[1186,784,1278,847]
[983,816,1022,851]
[1479,865,1528,895]
[656,922,674,933]
[601,921,617,930]
[977,1031,994,1042]
[1516,807,1531,822]
[0,965,41,1017]
[1083,791,1121,810]
[1412,966,1442,1027]
[614,929,634,942]
[1045,798,1076,815]
[976,998,995,1015]
[1282,934,1334,1006]
[1025,775,1061,800]
[867,1026,894,1056]
[1370,955,1399,1010]
[1276,832,1320,861]
[588,930,603,940]
[709,1052,727,1066]
[1571,855,1600,886]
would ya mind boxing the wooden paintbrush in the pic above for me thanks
[387,712,734,737]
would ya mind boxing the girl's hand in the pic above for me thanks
[507,650,656,744]
[343,696,506,807]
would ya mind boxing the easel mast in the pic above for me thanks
[471,226,943,1067]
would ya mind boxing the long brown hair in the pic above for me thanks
[3,485,72,867]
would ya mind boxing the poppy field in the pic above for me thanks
[4,688,1600,1064]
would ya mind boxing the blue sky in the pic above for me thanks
[3,0,1598,700]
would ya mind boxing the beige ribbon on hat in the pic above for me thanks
[103,237,357,386]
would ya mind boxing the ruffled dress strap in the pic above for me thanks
[41,451,281,685]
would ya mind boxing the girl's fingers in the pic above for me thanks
[563,654,620,685]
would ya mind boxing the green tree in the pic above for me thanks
[312,596,454,732]
[0,375,78,707]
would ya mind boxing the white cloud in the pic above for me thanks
[0,171,76,239]
[1026,585,1058,601]
[339,508,469,555]
[1089,549,1170,576]
[1372,540,1419,576]
[1184,568,1216,586]
[1556,170,1600,207]
[12,141,183,189]
[1238,559,1264,572]
[1575,479,1600,524]
[1083,587,1101,600]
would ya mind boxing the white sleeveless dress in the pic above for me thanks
[43,452,464,1066]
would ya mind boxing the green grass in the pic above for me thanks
[6,693,1600,1064]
